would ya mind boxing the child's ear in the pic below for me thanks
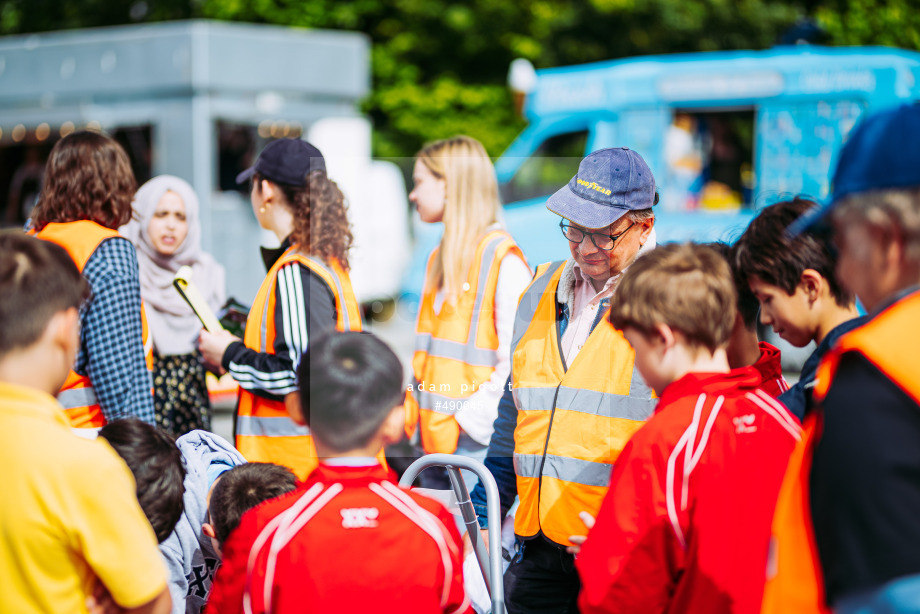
[379,404,406,447]
[202,522,223,559]
[800,269,824,302]
[653,322,676,349]
[50,307,81,362]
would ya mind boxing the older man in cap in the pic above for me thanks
[765,104,920,614]
[468,147,658,613]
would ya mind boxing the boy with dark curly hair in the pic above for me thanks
[734,197,863,419]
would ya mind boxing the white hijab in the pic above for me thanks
[122,175,225,356]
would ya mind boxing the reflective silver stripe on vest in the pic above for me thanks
[514,384,655,421]
[304,256,355,330]
[236,415,310,437]
[57,387,98,409]
[512,386,559,411]
[556,385,656,421]
[414,333,496,366]
[514,452,613,488]
[420,234,509,368]
[628,363,654,398]
[510,260,566,359]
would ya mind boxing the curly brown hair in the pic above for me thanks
[255,170,353,270]
[31,131,136,231]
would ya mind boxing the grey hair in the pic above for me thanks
[627,207,655,224]
[833,187,920,262]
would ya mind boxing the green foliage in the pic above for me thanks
[368,77,526,159]
[815,0,920,50]
[0,0,192,35]
[1,0,918,157]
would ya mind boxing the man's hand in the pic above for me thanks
[198,329,239,374]
[566,511,596,555]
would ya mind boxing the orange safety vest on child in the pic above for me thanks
[761,411,829,614]
[234,249,365,480]
[511,260,658,546]
[762,290,920,613]
[408,230,526,454]
[33,220,154,428]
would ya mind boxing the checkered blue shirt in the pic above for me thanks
[74,237,155,425]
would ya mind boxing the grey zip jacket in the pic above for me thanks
[160,430,246,614]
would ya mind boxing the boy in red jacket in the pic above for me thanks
[206,332,471,614]
[712,242,788,398]
[576,243,800,614]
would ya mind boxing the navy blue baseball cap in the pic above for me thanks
[546,147,656,229]
[789,103,920,236]
[236,138,326,187]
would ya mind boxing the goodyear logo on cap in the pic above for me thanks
[576,178,612,196]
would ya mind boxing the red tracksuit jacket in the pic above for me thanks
[577,370,800,614]
[206,461,472,614]
[751,341,790,398]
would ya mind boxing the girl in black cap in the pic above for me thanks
[198,138,363,479]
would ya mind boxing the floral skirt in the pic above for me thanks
[153,352,211,437]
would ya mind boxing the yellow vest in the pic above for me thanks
[34,220,154,428]
[410,230,526,454]
[235,248,364,480]
[512,260,657,545]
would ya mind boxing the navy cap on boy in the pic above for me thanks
[546,147,656,229]
[789,103,920,235]
[236,138,326,187]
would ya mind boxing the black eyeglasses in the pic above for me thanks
[559,220,636,251]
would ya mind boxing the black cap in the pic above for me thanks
[236,138,326,187]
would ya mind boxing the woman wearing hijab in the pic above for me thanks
[124,175,226,436]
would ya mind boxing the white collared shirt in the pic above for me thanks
[560,265,619,364]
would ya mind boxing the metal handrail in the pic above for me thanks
[398,454,506,614]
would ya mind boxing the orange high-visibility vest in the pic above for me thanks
[761,412,830,614]
[408,230,526,454]
[234,248,366,480]
[34,220,154,428]
[814,290,920,404]
[511,260,657,545]
[762,292,920,614]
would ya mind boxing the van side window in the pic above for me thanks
[500,131,588,204]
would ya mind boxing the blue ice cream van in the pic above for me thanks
[402,45,920,305]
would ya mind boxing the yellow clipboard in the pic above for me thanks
[173,266,224,333]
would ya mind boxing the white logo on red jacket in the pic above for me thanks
[733,414,757,434]
[341,507,380,528]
